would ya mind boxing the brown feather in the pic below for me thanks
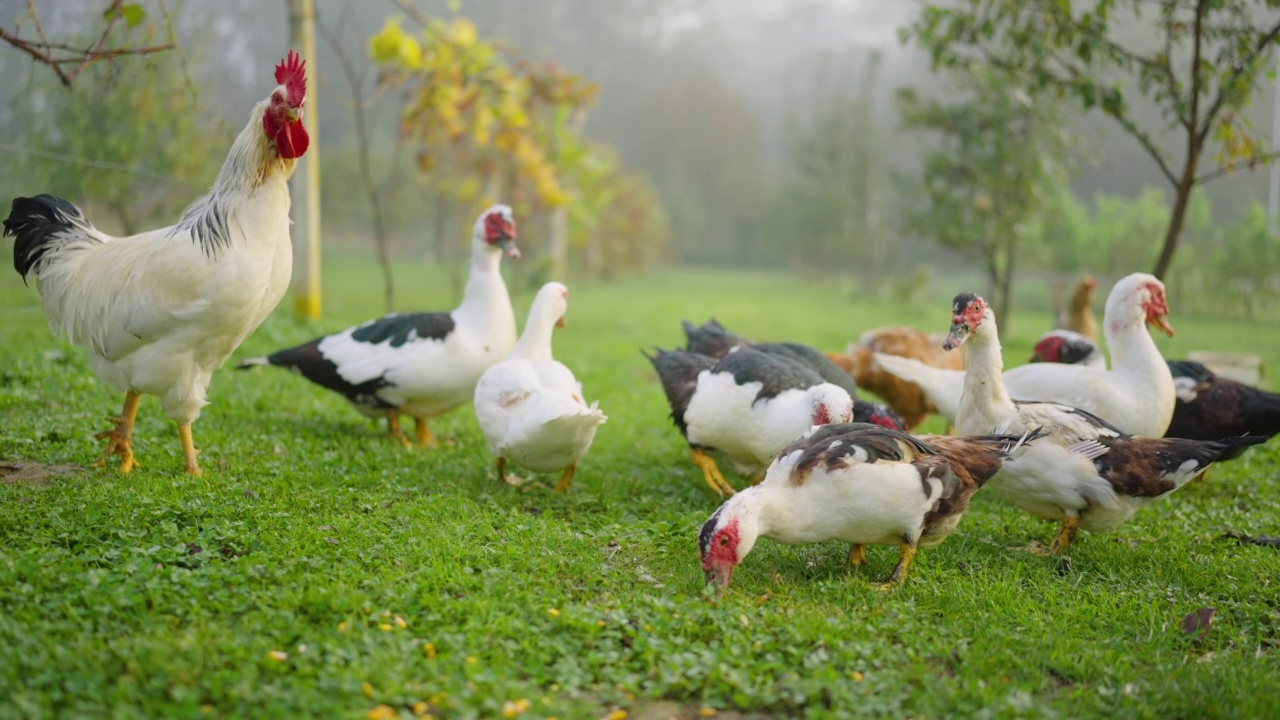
[826,328,964,429]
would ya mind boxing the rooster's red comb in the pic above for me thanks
[275,50,306,107]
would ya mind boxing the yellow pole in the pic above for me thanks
[289,0,322,320]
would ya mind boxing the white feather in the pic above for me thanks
[683,375,853,476]
[474,283,606,472]
[29,102,295,424]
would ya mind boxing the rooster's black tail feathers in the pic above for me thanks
[6,194,92,280]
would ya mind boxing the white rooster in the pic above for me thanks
[5,51,310,475]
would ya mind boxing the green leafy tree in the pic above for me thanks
[0,1,172,88]
[772,53,887,283]
[898,68,1074,330]
[905,0,1280,280]
[34,43,223,234]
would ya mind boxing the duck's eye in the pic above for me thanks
[718,535,729,547]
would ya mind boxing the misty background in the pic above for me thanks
[2,0,1279,322]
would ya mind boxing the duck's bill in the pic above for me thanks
[1150,314,1175,337]
[942,323,970,350]
[703,566,732,590]
[498,238,521,259]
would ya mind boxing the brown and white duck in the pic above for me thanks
[698,422,1043,590]
[947,292,1266,554]
[645,346,853,497]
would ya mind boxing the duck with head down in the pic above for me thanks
[646,346,855,497]
[698,422,1043,590]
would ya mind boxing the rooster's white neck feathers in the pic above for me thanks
[171,101,294,258]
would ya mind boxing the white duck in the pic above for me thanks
[873,273,1177,437]
[474,282,607,492]
[239,205,519,446]
[646,346,854,496]
[945,291,1264,554]
[698,422,1042,589]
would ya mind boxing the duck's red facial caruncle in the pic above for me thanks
[699,516,740,589]
[1142,282,1174,337]
[943,292,985,350]
[813,404,831,426]
[1030,335,1064,363]
[484,210,520,258]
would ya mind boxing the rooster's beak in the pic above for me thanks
[285,107,302,123]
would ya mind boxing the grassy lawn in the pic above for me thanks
[1,257,1278,719]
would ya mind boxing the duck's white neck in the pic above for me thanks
[957,325,1017,435]
[453,241,514,336]
[512,304,558,362]
[1105,317,1162,378]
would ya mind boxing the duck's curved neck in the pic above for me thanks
[455,241,512,330]
[1106,318,1161,378]
[958,327,1017,433]
[513,308,555,362]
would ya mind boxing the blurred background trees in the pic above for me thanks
[3,0,1280,325]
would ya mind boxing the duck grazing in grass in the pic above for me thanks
[238,206,519,446]
[1031,329,1280,448]
[681,318,906,431]
[473,282,606,492]
[945,292,1266,554]
[698,423,1043,590]
[645,346,854,497]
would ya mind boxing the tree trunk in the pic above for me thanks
[985,254,1003,328]
[548,205,569,280]
[1153,148,1201,280]
[997,236,1016,333]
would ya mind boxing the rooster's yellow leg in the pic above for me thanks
[94,391,142,473]
[1032,516,1080,556]
[412,416,437,448]
[875,541,917,590]
[386,410,410,448]
[554,463,577,494]
[847,544,867,566]
[177,422,201,476]
[690,448,735,497]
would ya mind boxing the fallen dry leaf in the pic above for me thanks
[1217,532,1280,549]
[1181,607,1216,641]
[0,462,80,486]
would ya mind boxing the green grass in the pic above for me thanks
[1,259,1279,719]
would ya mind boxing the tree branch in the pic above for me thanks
[1039,49,1182,186]
[1196,15,1280,147]
[1186,0,1207,144]
[0,1,174,88]
[1194,150,1280,184]
[387,0,430,27]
